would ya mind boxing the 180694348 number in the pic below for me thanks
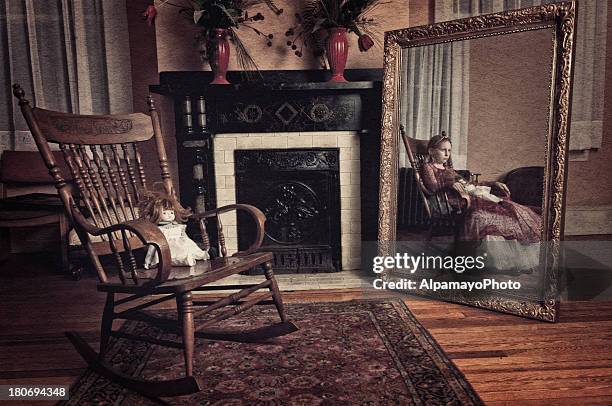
[0,385,69,400]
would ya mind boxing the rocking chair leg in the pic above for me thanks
[99,293,114,356]
[176,291,195,376]
[264,261,287,322]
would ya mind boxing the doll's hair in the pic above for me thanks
[138,186,192,224]
[426,132,453,168]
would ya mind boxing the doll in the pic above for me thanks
[455,177,503,204]
[139,189,209,269]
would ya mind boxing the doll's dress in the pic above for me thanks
[144,221,209,269]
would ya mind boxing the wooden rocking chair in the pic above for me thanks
[13,84,298,398]
[400,125,470,241]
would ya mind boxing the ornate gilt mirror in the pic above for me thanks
[377,2,576,321]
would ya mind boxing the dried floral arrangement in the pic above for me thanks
[143,0,283,70]
[284,0,386,62]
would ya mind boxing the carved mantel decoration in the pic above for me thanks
[235,149,338,172]
[150,70,382,134]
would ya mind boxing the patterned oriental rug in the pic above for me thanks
[64,300,482,405]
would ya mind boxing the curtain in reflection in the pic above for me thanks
[399,43,469,169]
[0,0,133,154]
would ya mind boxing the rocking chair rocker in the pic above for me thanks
[13,84,298,398]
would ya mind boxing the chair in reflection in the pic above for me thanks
[399,125,470,242]
[12,84,297,398]
[504,166,544,214]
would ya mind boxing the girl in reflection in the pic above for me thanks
[421,134,541,270]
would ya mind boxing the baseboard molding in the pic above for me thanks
[565,205,612,236]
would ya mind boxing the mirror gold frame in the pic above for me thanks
[377,2,577,322]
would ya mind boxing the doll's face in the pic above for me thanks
[160,208,175,223]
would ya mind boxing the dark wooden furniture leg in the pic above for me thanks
[264,261,287,322]
[177,292,195,377]
[0,228,9,263]
[100,293,114,356]
[58,213,70,275]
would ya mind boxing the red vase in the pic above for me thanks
[326,27,349,82]
[207,28,230,85]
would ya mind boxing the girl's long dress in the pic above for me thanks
[421,163,541,271]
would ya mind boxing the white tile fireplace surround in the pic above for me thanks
[213,131,362,271]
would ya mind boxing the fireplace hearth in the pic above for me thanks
[236,149,341,273]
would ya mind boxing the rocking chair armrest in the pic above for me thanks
[70,207,173,282]
[455,189,471,210]
[192,203,265,256]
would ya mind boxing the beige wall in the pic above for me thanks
[565,2,612,207]
[126,0,159,114]
[154,0,415,72]
[466,29,553,181]
[127,0,180,187]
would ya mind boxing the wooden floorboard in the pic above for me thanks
[1,256,611,404]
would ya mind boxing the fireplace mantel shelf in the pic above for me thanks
[149,69,382,96]
[150,79,377,95]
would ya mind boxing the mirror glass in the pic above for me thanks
[377,3,577,321]
[395,28,553,302]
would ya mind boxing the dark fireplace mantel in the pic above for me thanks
[150,70,383,266]
[150,69,382,134]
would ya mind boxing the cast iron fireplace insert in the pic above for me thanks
[235,148,341,273]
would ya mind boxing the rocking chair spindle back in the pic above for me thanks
[12,84,297,398]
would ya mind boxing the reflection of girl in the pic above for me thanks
[421,134,541,244]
